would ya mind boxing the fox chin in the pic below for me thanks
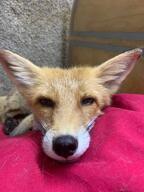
[0,48,143,162]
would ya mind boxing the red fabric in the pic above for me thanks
[0,94,144,192]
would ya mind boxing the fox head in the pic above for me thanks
[0,48,142,162]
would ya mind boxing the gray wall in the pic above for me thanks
[0,0,73,94]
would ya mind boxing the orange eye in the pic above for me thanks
[38,97,55,108]
[81,97,96,106]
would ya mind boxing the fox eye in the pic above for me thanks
[38,97,55,108]
[81,97,96,106]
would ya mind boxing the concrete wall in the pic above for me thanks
[0,0,74,94]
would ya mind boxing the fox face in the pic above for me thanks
[0,48,142,162]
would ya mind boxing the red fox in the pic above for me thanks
[0,48,142,162]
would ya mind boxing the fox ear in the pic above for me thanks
[96,48,143,93]
[0,49,40,87]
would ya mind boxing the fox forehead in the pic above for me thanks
[28,67,104,100]
[39,67,95,84]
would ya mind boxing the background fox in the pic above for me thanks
[0,48,142,162]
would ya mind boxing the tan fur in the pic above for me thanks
[0,48,142,136]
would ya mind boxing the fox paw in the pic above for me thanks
[3,113,29,135]
[3,117,19,135]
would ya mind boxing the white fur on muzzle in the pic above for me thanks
[42,118,96,162]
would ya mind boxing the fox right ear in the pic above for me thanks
[0,49,40,87]
[95,48,143,93]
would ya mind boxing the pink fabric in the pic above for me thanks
[0,94,144,192]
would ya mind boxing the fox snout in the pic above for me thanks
[42,115,96,162]
[42,128,91,162]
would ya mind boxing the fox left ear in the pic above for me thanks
[96,48,143,93]
[0,49,40,87]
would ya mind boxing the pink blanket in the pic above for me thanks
[0,94,144,192]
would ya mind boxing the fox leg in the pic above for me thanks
[0,90,32,136]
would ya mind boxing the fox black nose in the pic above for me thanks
[53,135,78,158]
